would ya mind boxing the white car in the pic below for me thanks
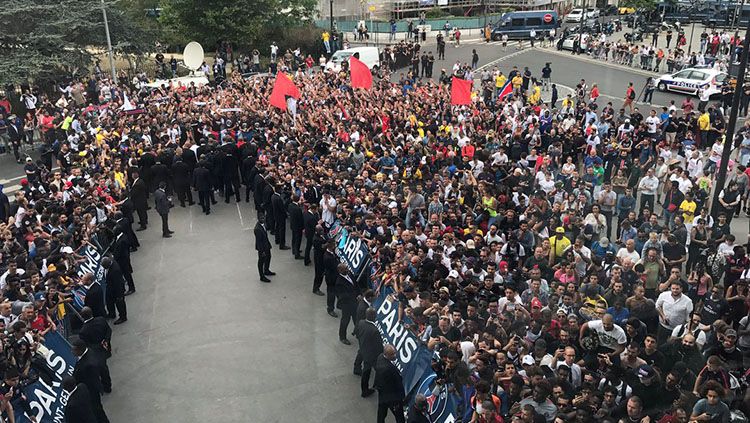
[566,9,584,23]
[655,67,728,97]
[586,8,600,19]
[558,34,589,51]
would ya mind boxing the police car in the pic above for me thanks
[655,67,728,97]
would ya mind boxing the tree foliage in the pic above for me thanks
[159,0,318,51]
[0,0,153,85]
[620,0,658,11]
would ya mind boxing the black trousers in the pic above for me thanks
[257,250,271,278]
[106,295,127,319]
[136,206,148,227]
[198,190,211,213]
[377,400,405,423]
[275,218,286,246]
[160,213,170,235]
[313,261,324,292]
[338,302,355,340]
[91,392,110,423]
[224,179,241,202]
[304,236,314,265]
[176,186,193,206]
[291,229,303,256]
[361,360,374,394]
[640,194,655,213]
[326,281,336,312]
[123,271,135,292]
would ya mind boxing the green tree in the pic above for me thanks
[159,0,317,51]
[0,0,153,85]
[619,0,658,11]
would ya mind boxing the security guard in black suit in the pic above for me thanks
[193,160,212,215]
[63,376,98,423]
[82,274,107,319]
[71,338,110,423]
[254,213,274,282]
[335,263,359,345]
[311,226,326,296]
[172,156,194,207]
[353,290,376,375]
[221,139,242,203]
[241,154,257,203]
[253,170,267,212]
[271,186,289,249]
[263,178,276,234]
[288,194,304,258]
[355,307,383,397]
[323,240,339,317]
[374,345,406,423]
[129,171,148,230]
[78,307,112,393]
[102,257,127,325]
[303,203,319,265]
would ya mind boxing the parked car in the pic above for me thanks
[619,6,636,14]
[602,5,618,16]
[325,46,380,73]
[655,67,728,96]
[586,8,600,19]
[557,33,589,51]
[566,9,585,23]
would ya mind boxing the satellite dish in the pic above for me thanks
[182,41,204,72]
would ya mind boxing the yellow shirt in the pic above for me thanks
[322,32,330,42]
[61,116,73,131]
[495,74,507,88]
[529,86,541,105]
[698,113,710,131]
[679,199,696,222]
[511,75,523,89]
[550,236,571,259]
[562,97,574,108]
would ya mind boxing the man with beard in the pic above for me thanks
[660,333,704,373]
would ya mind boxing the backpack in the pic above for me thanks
[628,89,636,100]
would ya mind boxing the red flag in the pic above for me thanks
[349,56,372,89]
[269,71,300,110]
[497,80,513,100]
[450,76,472,106]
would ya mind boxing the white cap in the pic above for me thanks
[60,246,74,254]
[522,355,535,366]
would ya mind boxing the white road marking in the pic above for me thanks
[236,202,245,227]
[476,48,533,72]
[551,83,666,110]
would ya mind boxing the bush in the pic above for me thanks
[425,7,449,18]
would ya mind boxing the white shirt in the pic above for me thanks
[656,291,693,330]
[587,319,627,351]
[320,196,337,225]
[645,116,660,134]
[616,248,640,263]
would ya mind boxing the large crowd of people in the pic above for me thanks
[0,29,749,423]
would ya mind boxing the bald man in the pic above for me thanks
[374,345,405,423]
[579,313,627,358]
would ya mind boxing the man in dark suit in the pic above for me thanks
[193,160,212,215]
[154,182,173,238]
[254,214,274,283]
[72,338,110,423]
[288,194,304,258]
[253,170,267,212]
[271,186,289,249]
[63,376,98,423]
[6,115,23,163]
[323,240,340,317]
[78,307,112,393]
[374,345,406,423]
[241,155,257,203]
[312,226,326,296]
[129,171,148,230]
[353,290,376,375]
[111,228,135,294]
[355,308,383,397]
[172,156,194,207]
[82,274,107,319]
[150,159,170,195]
[335,263,359,345]
[263,178,276,235]
[221,139,242,203]
[303,203,319,265]
[102,257,127,325]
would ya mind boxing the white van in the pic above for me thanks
[325,47,380,73]
[566,9,584,23]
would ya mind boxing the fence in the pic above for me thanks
[316,15,505,32]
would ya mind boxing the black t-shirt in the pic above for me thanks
[663,242,685,261]
[432,326,460,343]
[701,297,729,323]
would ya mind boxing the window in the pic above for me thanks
[511,18,525,27]
[688,71,707,80]
[714,73,727,84]
[527,17,542,26]
[673,70,691,79]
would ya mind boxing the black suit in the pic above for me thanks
[65,383,98,423]
[335,273,359,341]
[84,283,107,319]
[73,349,110,423]
[79,317,112,391]
[288,202,304,257]
[253,174,267,212]
[7,122,22,161]
[271,192,287,247]
[241,158,257,202]
[355,319,383,395]
[130,178,148,227]
[263,185,275,233]
[303,210,318,265]
[105,262,127,320]
[323,250,339,312]
[172,160,193,206]
[151,163,170,195]
[374,354,406,423]
[112,233,134,291]
[221,143,241,202]
[254,222,272,278]
[193,165,212,214]
[154,188,171,236]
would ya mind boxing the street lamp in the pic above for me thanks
[711,19,750,219]
[100,0,116,83]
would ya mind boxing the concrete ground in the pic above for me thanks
[102,200,376,423]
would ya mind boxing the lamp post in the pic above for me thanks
[330,0,335,33]
[577,0,587,54]
[100,0,116,83]
[711,19,750,219]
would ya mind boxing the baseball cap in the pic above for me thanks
[531,298,543,309]
[599,237,610,247]
[448,270,459,279]
[725,329,738,338]
[521,355,535,366]
[466,240,476,249]
[555,227,565,234]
